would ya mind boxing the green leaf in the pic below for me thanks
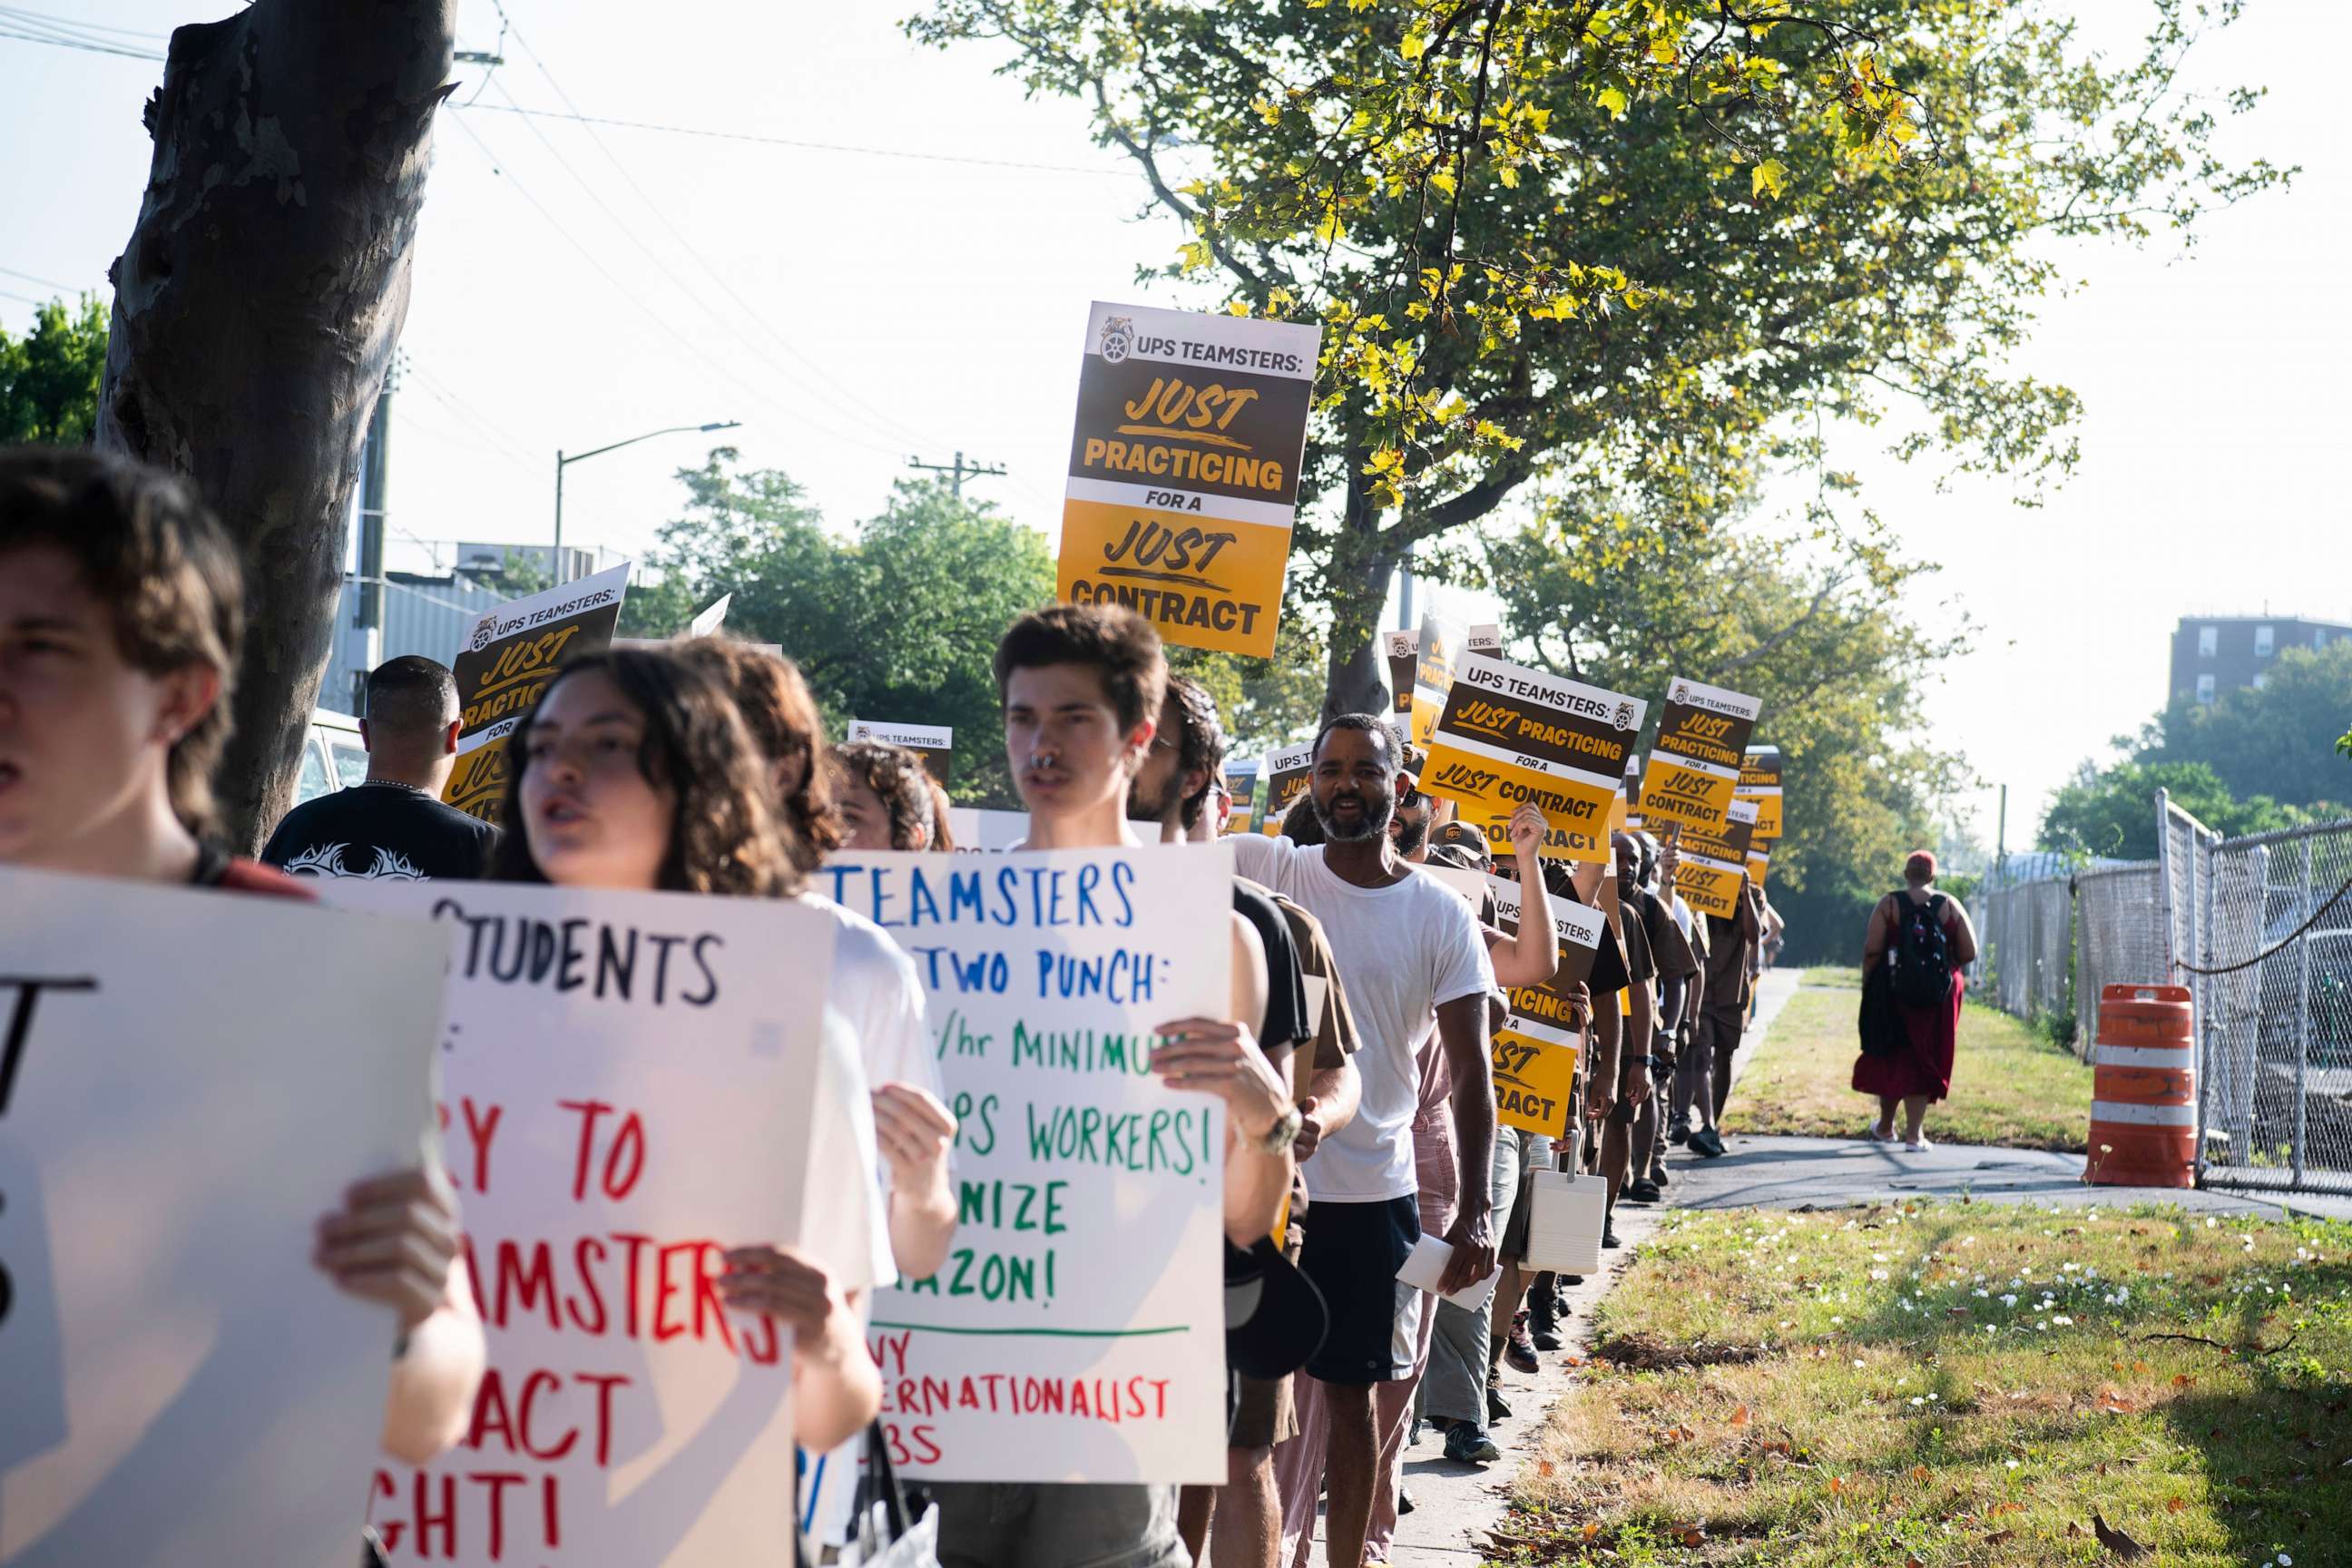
[1596,85,1629,119]
[1751,158,1788,200]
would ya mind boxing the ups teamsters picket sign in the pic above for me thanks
[443,564,633,823]
[1418,654,1647,864]
[1636,677,1762,835]
[1059,302,1322,658]
[1485,876,1606,1137]
[1736,744,1784,841]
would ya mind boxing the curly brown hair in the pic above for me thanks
[0,446,244,838]
[670,634,843,874]
[831,740,938,851]
[489,648,802,897]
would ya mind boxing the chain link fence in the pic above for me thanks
[1975,792,2352,1195]
[2193,819,2352,1193]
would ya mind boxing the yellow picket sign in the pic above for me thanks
[1677,799,1759,918]
[1638,677,1761,835]
[1418,654,1645,865]
[1059,302,1322,658]
[443,564,632,823]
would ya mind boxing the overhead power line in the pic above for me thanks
[0,23,161,61]
[464,101,1126,179]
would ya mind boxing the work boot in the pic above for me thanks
[1527,1295,1564,1351]
[1624,1177,1662,1205]
[1667,1121,1690,1146]
[1485,1379,1512,1423]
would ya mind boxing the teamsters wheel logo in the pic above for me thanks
[1671,682,1690,705]
[470,619,495,652]
[1099,314,1135,364]
[1613,701,1636,730]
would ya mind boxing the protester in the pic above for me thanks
[927,604,1297,1568]
[1854,849,1978,1151]
[673,636,957,1284]
[831,737,938,851]
[1135,674,1364,1568]
[260,655,498,880]
[1230,715,1498,1568]
[0,446,485,1465]
[488,645,882,1452]
[1681,858,1763,1157]
[1617,832,1697,1206]
[1651,836,1709,1191]
[1420,805,1561,1465]
[1588,831,1661,1249]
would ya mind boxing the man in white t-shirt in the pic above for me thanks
[1230,714,1497,1568]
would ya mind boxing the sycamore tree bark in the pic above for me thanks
[96,0,457,852]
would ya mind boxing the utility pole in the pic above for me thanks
[1994,783,2008,887]
[907,451,1006,502]
[351,360,395,711]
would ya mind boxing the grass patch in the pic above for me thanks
[1800,965,1862,990]
[1724,985,2092,1152]
[1496,1201,2352,1568]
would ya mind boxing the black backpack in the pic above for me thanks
[1889,892,1951,1010]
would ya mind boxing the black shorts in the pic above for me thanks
[1292,1195,1418,1385]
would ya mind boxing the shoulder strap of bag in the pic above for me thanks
[863,1416,915,1540]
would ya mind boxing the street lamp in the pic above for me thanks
[553,420,740,583]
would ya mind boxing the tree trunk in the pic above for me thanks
[1319,464,1397,720]
[95,0,456,852]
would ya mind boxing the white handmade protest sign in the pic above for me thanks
[322,882,837,1568]
[0,867,446,1568]
[819,845,1233,1485]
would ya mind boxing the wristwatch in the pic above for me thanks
[1249,1104,1306,1155]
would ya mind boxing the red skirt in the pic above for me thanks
[1853,965,1962,1102]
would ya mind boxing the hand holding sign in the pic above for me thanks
[1152,1017,1289,1139]
[716,1246,852,1349]
[312,1165,463,1331]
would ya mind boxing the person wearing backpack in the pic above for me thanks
[1852,850,1978,1151]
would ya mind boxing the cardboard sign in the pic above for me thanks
[1485,876,1604,1137]
[1259,740,1314,836]
[1677,799,1759,918]
[1737,744,1783,841]
[444,563,632,823]
[328,883,837,1568]
[1223,758,1260,835]
[820,847,1233,1484]
[1384,630,1417,725]
[687,593,731,639]
[1419,654,1646,864]
[1058,303,1322,657]
[1466,622,1502,656]
[1406,613,1461,748]
[1746,845,1770,888]
[944,808,1032,853]
[1637,678,1760,836]
[0,868,446,1568]
[849,719,956,787]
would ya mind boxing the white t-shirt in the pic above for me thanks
[797,892,945,1291]
[1231,835,1494,1201]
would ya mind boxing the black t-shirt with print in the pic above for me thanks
[261,783,499,882]
[1233,878,1312,1062]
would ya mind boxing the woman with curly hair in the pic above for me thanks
[674,638,959,1282]
[829,739,940,853]
[490,646,881,1450]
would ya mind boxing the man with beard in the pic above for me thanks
[1131,675,1365,1568]
[1229,716,1497,1568]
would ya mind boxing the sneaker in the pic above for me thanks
[1902,1135,1934,1152]
[1529,1316,1565,1351]
[1443,1423,1502,1465]
[1398,1486,1416,1515]
[1486,1383,1512,1423]
[1692,1128,1728,1158]
[1667,1122,1690,1146]
[1505,1314,1541,1374]
[1560,1275,1584,1288]
[1624,1178,1662,1205]
[1602,1222,1622,1250]
[1864,1122,1893,1142]
[1651,1162,1673,1189]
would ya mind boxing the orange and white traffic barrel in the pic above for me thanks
[2083,983,2195,1188]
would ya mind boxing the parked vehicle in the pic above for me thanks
[293,708,369,806]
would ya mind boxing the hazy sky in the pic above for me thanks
[4,1,2346,843]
